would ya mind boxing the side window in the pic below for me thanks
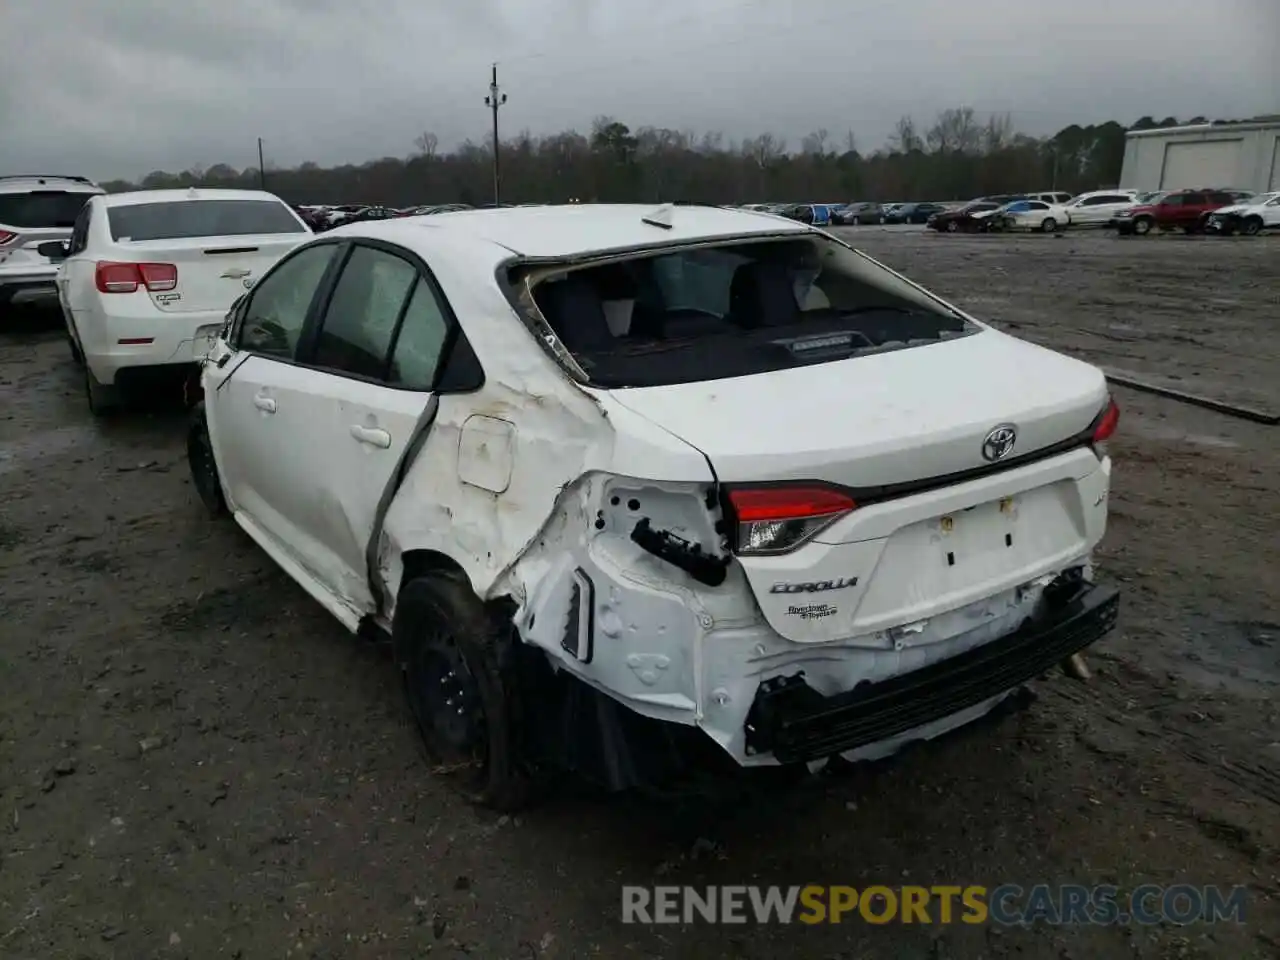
[388,278,452,390]
[1028,201,1048,210]
[1161,194,1184,206]
[69,206,91,253]
[311,245,418,380]
[239,243,337,359]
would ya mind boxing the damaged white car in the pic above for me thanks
[187,203,1121,809]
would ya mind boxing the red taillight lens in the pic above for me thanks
[95,261,178,294]
[0,230,17,245]
[726,485,856,555]
[1092,397,1120,444]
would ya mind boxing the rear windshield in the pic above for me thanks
[520,237,973,388]
[107,199,306,242]
[0,190,97,229]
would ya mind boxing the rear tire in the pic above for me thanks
[397,572,535,811]
[1242,216,1263,237]
[187,403,227,517]
[84,365,120,417]
[1041,217,1058,233]
[945,220,959,233]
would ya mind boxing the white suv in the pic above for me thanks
[188,203,1121,808]
[0,174,104,311]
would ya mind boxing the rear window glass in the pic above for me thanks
[107,199,305,242]
[523,238,972,388]
[0,190,97,229]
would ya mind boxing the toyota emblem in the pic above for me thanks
[981,424,1017,462]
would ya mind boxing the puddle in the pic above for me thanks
[1174,616,1280,696]
[0,424,98,476]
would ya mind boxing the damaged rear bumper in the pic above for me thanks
[743,581,1119,763]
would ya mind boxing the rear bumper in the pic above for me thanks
[81,308,226,384]
[743,580,1119,763]
[0,268,58,302]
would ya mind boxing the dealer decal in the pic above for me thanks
[787,603,837,620]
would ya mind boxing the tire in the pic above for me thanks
[397,571,534,811]
[187,402,227,517]
[1132,216,1153,236]
[1041,217,1057,233]
[945,220,959,233]
[84,365,120,417]
[1242,216,1263,237]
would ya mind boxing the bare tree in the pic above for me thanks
[982,113,1014,153]
[413,131,439,159]
[800,128,830,156]
[888,116,922,153]
[926,107,980,154]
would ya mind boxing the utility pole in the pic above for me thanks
[483,64,507,206]
[257,138,266,190]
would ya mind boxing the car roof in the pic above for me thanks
[0,174,102,193]
[327,203,812,259]
[100,188,286,208]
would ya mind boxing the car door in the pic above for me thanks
[279,240,459,610]
[203,240,346,575]
[1264,196,1280,228]
[56,205,89,333]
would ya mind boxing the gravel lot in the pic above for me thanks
[1,229,1277,960]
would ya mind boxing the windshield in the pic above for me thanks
[519,237,974,388]
[108,199,307,242]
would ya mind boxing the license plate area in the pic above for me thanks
[937,496,1018,568]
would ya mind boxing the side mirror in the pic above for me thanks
[37,240,70,260]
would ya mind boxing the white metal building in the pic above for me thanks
[1119,119,1280,193]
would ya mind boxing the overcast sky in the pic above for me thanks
[2,0,1276,180]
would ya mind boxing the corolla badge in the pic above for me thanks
[981,424,1018,462]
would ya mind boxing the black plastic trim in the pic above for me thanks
[744,581,1120,763]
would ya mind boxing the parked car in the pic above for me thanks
[48,188,312,414]
[992,199,1072,233]
[1026,191,1075,205]
[186,202,1121,808]
[884,202,947,225]
[0,174,104,314]
[832,202,884,225]
[1204,192,1280,235]
[927,200,1004,232]
[1113,189,1242,236]
[777,203,816,224]
[1062,190,1140,228]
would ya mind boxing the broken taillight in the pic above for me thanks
[0,230,17,246]
[726,485,856,555]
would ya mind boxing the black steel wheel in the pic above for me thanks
[397,572,534,810]
[187,403,226,516]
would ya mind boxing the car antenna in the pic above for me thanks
[640,203,674,229]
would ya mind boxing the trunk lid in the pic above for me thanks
[602,329,1108,490]
[599,330,1112,643]
[115,235,306,313]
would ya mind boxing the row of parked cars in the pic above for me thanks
[922,188,1278,236]
[293,202,476,231]
[3,175,1124,809]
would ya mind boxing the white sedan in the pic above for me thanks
[995,199,1072,232]
[187,203,1120,808]
[50,188,311,414]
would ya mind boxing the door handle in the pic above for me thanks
[350,424,391,448]
[253,394,276,413]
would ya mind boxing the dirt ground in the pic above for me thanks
[1,229,1277,960]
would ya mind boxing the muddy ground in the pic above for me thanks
[1,229,1277,960]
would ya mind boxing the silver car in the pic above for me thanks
[0,175,104,312]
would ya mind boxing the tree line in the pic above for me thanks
[100,111,1224,206]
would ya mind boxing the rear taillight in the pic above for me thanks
[0,230,17,245]
[726,485,856,555]
[1093,398,1120,443]
[95,261,178,294]
[1090,397,1120,455]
